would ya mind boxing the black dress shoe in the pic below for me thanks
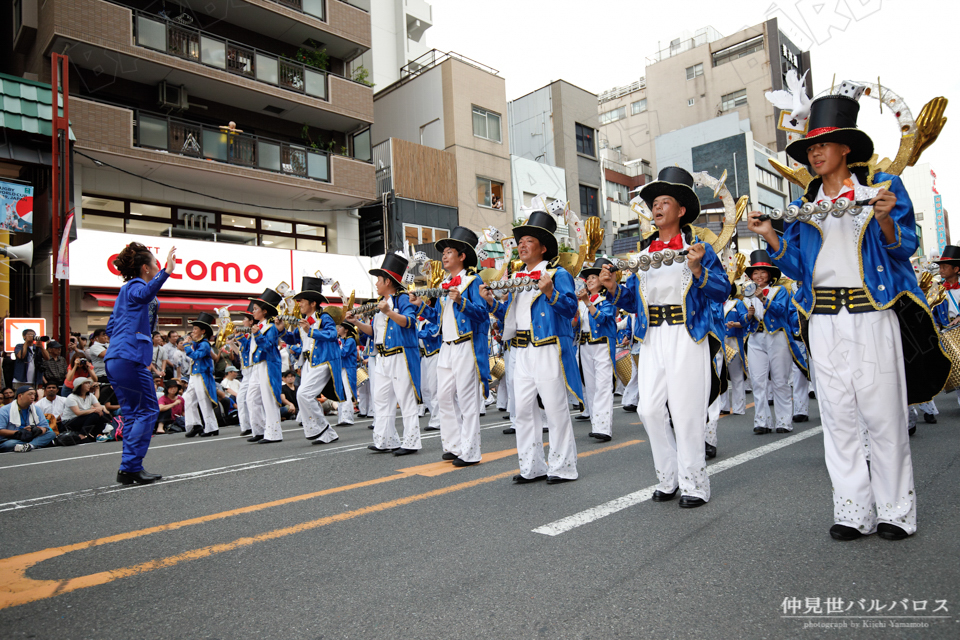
[116,470,161,485]
[512,474,546,484]
[393,448,418,456]
[311,437,339,445]
[877,523,909,540]
[588,432,612,442]
[792,414,809,423]
[240,429,252,436]
[753,426,771,434]
[306,426,331,441]
[808,390,816,399]
[574,414,591,421]
[336,422,354,427]
[424,426,441,431]
[775,427,791,433]
[652,488,678,502]
[719,410,730,415]
[622,405,638,413]
[499,408,507,412]
[503,427,516,435]
[678,495,707,508]
[908,425,917,437]
[441,452,458,461]
[185,425,203,438]
[247,435,264,443]
[705,443,717,459]
[256,438,282,444]
[546,476,576,484]
[367,445,396,453]
[452,458,480,467]
[923,413,937,424]
[829,524,862,541]
[768,400,774,406]
[198,429,219,437]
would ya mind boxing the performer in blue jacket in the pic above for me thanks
[748,93,950,541]
[600,166,730,507]
[347,253,422,455]
[338,322,360,426]
[485,211,583,484]
[720,284,750,417]
[182,311,220,437]
[245,288,285,444]
[412,226,491,466]
[574,258,618,442]
[105,243,177,485]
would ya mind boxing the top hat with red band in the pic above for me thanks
[436,226,479,269]
[933,245,960,265]
[293,276,329,304]
[369,253,409,291]
[513,210,559,261]
[785,95,874,167]
[248,288,282,318]
[744,249,781,282]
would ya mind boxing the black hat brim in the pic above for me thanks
[638,180,701,226]
[190,321,214,336]
[247,298,279,316]
[785,128,875,167]
[512,225,558,261]
[368,269,406,290]
[435,238,478,268]
[745,265,781,282]
[579,267,603,279]
[293,291,329,304]
[933,259,960,266]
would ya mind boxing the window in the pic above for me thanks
[472,106,502,143]
[606,182,630,203]
[685,63,703,80]
[599,106,626,125]
[476,177,505,209]
[757,166,784,191]
[712,35,764,67]
[721,89,747,111]
[579,185,599,217]
[403,224,449,245]
[575,124,595,157]
[687,98,695,107]
[352,129,371,162]
[631,99,647,115]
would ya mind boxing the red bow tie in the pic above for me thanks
[762,288,770,297]
[590,293,600,303]
[307,316,316,325]
[944,282,960,290]
[441,276,462,290]
[649,235,684,252]
[828,189,855,204]
[515,271,541,280]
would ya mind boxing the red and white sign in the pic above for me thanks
[69,230,376,298]
[3,318,46,352]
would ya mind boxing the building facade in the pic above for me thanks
[348,0,432,91]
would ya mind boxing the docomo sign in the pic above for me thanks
[105,248,263,285]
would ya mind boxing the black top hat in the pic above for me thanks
[786,95,875,167]
[191,311,216,337]
[436,226,479,269]
[369,253,409,290]
[744,249,781,282]
[637,166,701,227]
[248,288,282,317]
[513,211,559,261]
[340,322,359,339]
[933,245,960,265]
[240,301,256,320]
[579,257,616,279]
[293,276,329,304]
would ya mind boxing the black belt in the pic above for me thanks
[579,333,607,346]
[648,305,684,326]
[420,347,439,357]
[511,330,558,349]
[443,334,471,346]
[302,350,311,359]
[376,344,404,357]
[812,287,874,315]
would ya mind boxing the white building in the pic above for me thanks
[350,0,433,90]
[900,163,946,256]
[510,155,566,222]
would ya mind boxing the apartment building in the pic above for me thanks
[348,0,432,90]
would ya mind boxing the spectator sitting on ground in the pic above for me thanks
[0,386,56,452]
[281,370,298,419]
[61,377,109,441]
[39,340,68,388]
[1,387,14,406]
[86,329,109,379]
[221,366,240,399]
[156,380,184,435]
[36,382,68,428]
[63,352,97,396]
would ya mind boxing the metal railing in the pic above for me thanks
[134,10,329,100]
[134,109,331,183]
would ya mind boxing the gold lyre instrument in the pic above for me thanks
[214,321,235,351]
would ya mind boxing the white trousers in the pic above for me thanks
[372,352,421,450]
[297,363,338,442]
[720,349,746,415]
[237,373,251,432]
[496,348,511,411]
[436,341,482,462]
[419,353,441,428]
[245,362,283,441]
[792,363,809,416]
[579,342,614,436]
[810,308,914,534]
[636,324,710,500]
[183,374,217,433]
[357,361,373,417]
[513,343,578,480]
[705,397,720,447]
[748,331,793,431]
[338,370,355,425]
[623,350,639,407]
[501,346,517,418]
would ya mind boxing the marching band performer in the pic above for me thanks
[347,253,422,455]
[600,166,730,507]
[485,211,583,484]
[747,93,950,540]
[182,311,221,438]
[338,322,360,426]
[293,276,344,444]
[357,332,375,419]
[575,258,618,442]
[789,289,811,423]
[743,251,796,435]
[417,316,442,432]
[231,303,257,437]
[412,226,491,466]
[618,314,639,413]
[720,285,749,417]
[245,288,285,444]
[932,245,960,408]
[704,297,728,459]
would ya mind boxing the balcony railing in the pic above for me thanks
[134,110,331,182]
[134,10,329,100]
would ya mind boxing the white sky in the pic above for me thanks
[426,0,959,235]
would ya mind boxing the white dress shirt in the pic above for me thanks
[812,175,865,288]
[441,269,467,342]
[515,260,548,332]
[645,239,687,306]
[374,297,393,345]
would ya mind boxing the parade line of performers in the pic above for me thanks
[105,94,951,543]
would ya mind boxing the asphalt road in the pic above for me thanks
[0,391,957,639]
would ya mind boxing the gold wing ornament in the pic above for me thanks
[691,171,743,255]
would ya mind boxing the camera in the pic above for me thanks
[79,358,88,366]
[40,336,49,342]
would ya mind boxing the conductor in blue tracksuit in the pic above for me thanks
[105,243,178,485]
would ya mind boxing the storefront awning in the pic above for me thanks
[86,293,344,313]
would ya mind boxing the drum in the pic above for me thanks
[489,356,506,380]
[615,349,633,386]
[724,342,738,364]
[356,365,369,387]
[940,326,960,391]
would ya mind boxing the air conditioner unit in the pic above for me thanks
[158,81,188,110]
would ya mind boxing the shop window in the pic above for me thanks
[260,235,297,249]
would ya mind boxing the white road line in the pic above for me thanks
[532,426,823,536]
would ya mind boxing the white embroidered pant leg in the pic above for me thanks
[810,308,914,534]
[705,397,720,447]
[792,364,809,416]
[917,400,937,415]
[748,332,792,430]
[907,405,918,429]
[581,342,613,436]
[338,369,355,425]
[245,365,266,437]
[513,343,578,480]
[496,352,510,410]
[623,350,640,407]
[250,362,282,441]
[720,352,746,414]
[237,376,251,432]
[184,374,217,432]
[435,341,482,462]
[363,356,377,418]
[504,347,517,418]
[419,353,438,420]
[372,353,421,450]
[636,324,710,500]
[298,364,337,442]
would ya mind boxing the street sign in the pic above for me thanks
[3,317,46,352]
